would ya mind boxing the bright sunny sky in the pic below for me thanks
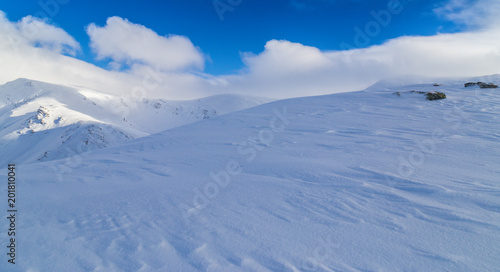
[0,0,499,99]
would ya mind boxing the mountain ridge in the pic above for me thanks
[0,78,272,165]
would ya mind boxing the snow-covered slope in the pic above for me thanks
[1,78,500,271]
[0,79,271,165]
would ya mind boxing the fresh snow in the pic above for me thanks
[1,77,500,271]
[0,79,271,165]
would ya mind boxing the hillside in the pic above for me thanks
[0,79,271,165]
[1,77,499,271]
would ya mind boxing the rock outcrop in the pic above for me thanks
[426,92,446,101]
[464,82,498,88]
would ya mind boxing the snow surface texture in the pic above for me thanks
[0,79,271,165]
[1,77,500,271]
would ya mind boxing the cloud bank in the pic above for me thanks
[224,29,500,98]
[214,0,500,97]
[1,0,500,100]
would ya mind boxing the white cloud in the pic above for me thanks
[434,0,500,29]
[242,40,333,76]
[0,12,80,56]
[86,17,205,72]
[16,15,81,56]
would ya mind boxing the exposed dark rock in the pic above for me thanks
[478,82,498,89]
[394,90,447,101]
[464,82,497,88]
[426,92,446,101]
[433,83,443,86]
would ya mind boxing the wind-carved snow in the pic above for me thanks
[0,76,499,271]
[0,78,271,165]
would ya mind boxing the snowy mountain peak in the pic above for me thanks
[0,78,271,165]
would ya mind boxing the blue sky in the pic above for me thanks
[1,0,458,75]
[0,0,499,99]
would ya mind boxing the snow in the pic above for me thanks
[0,79,271,165]
[1,77,500,271]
